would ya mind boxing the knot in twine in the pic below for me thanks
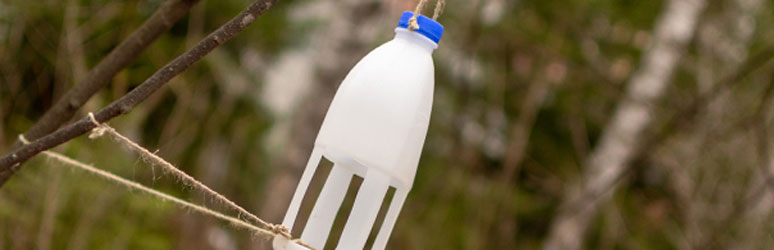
[408,0,446,31]
[271,224,292,238]
[87,112,108,139]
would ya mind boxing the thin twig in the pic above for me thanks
[630,47,774,165]
[0,0,277,187]
[543,0,708,248]
[698,70,774,250]
[544,46,774,250]
[555,46,774,237]
[17,0,201,146]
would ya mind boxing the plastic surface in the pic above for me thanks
[275,13,439,250]
[315,27,436,189]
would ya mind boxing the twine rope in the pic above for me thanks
[16,113,317,249]
[85,113,290,238]
[17,135,278,237]
[26,147,277,238]
[83,113,315,249]
[408,0,446,30]
[432,0,445,20]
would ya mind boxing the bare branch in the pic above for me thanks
[0,0,277,187]
[633,47,774,164]
[17,0,201,145]
[543,0,707,249]
[541,28,774,250]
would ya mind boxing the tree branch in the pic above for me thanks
[0,0,277,187]
[543,0,707,249]
[543,44,773,250]
[17,0,201,145]
[631,47,774,165]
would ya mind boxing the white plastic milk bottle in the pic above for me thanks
[274,11,443,250]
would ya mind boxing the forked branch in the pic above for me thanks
[0,0,277,186]
[18,0,201,145]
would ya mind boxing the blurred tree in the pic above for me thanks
[1,0,773,249]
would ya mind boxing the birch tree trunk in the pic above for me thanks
[543,0,707,249]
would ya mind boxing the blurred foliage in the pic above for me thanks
[1,0,774,249]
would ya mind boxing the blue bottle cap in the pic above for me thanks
[397,11,444,43]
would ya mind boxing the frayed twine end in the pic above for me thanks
[87,112,107,139]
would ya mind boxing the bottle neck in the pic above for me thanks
[393,28,438,52]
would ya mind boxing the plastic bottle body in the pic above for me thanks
[275,21,440,250]
[315,28,435,189]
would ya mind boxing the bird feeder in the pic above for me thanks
[274,11,443,250]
